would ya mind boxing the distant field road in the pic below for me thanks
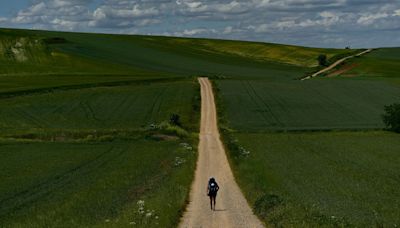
[179,78,264,228]
[302,49,373,80]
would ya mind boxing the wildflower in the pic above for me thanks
[137,200,145,207]
[105,219,110,223]
[174,157,186,166]
[180,143,193,150]
[146,212,152,217]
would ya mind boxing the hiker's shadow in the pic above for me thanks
[214,209,227,212]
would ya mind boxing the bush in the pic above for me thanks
[159,121,189,138]
[169,113,182,126]
[317,54,328,66]
[382,103,400,133]
[43,37,68,44]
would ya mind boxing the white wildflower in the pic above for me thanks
[174,157,186,166]
[137,200,145,207]
[239,146,250,156]
[180,143,193,150]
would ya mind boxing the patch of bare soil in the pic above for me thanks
[327,63,358,77]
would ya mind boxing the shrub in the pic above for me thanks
[382,103,400,133]
[317,54,328,66]
[169,113,182,126]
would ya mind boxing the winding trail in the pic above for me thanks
[179,78,264,228]
[301,49,372,80]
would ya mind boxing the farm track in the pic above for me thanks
[179,78,264,228]
[301,49,373,80]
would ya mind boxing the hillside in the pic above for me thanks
[0,28,354,76]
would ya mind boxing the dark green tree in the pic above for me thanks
[382,103,400,133]
[317,54,328,66]
[169,113,182,126]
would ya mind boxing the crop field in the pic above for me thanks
[0,138,196,227]
[0,80,198,136]
[227,132,400,226]
[332,48,400,84]
[216,79,400,131]
[214,48,400,225]
[0,78,199,227]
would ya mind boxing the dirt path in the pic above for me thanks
[179,78,264,228]
[301,49,372,80]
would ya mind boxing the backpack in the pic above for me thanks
[209,180,217,194]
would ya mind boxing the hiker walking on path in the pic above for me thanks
[207,177,219,211]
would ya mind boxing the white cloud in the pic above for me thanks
[0,17,8,23]
[182,28,209,36]
[357,13,389,25]
[1,0,400,47]
[223,26,234,34]
[89,4,159,28]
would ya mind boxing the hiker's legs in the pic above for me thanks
[213,195,216,210]
[209,196,213,210]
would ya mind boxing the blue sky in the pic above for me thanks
[0,0,399,48]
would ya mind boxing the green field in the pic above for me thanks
[1,26,398,227]
[217,79,400,131]
[0,139,196,227]
[0,78,200,227]
[228,132,400,226]
[215,47,400,226]
[0,80,197,136]
[333,48,400,84]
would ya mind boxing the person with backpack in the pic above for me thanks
[207,177,219,211]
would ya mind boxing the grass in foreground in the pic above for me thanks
[0,136,196,227]
[226,131,400,226]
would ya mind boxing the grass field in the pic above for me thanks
[213,48,400,226]
[0,74,200,227]
[0,138,196,227]
[330,48,400,84]
[216,79,400,131]
[0,80,197,136]
[0,28,356,80]
[228,132,400,226]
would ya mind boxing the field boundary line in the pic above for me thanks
[0,77,186,99]
[301,49,373,80]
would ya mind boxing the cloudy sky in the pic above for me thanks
[0,0,399,48]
